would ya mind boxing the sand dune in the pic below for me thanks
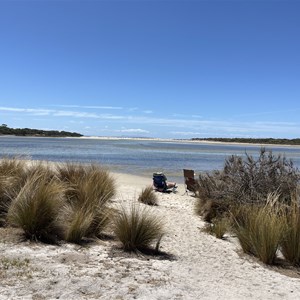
[0,172,300,299]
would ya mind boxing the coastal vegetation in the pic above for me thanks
[113,204,164,252]
[57,163,116,242]
[0,157,163,253]
[138,186,158,206]
[3,147,300,267]
[191,137,300,145]
[196,148,300,265]
[0,124,82,137]
[0,158,116,244]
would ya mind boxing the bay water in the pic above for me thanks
[1,136,300,182]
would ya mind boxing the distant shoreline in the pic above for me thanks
[2,134,300,148]
[79,135,300,148]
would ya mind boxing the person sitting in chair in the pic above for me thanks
[153,172,177,192]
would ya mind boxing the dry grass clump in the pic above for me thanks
[57,163,116,243]
[280,195,300,266]
[195,148,300,221]
[203,216,229,239]
[0,159,116,244]
[232,198,285,265]
[195,197,230,223]
[113,204,164,252]
[138,186,158,206]
[7,169,66,243]
[0,156,27,177]
[0,157,28,225]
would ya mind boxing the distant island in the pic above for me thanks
[0,124,83,137]
[191,137,300,146]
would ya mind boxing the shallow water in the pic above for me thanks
[1,136,300,182]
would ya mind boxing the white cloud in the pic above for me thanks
[128,107,138,112]
[53,110,100,118]
[143,110,153,114]
[119,128,149,133]
[52,105,123,110]
[2,105,300,138]
[0,106,53,115]
[170,131,203,136]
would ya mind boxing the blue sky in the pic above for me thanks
[0,0,299,139]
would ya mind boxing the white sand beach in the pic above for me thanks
[1,172,300,299]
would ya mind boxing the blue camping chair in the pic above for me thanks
[153,172,177,193]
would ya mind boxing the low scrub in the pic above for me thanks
[138,186,158,206]
[195,148,300,221]
[113,204,164,252]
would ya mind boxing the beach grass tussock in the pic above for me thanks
[138,186,158,206]
[280,194,300,266]
[7,169,66,243]
[0,156,27,178]
[232,200,285,265]
[0,157,28,225]
[113,204,164,252]
[203,216,229,239]
[58,163,116,242]
[57,163,116,206]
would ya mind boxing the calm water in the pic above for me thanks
[1,136,300,182]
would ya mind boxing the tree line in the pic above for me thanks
[0,124,83,137]
[191,137,300,145]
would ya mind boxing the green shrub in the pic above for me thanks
[138,186,158,206]
[113,204,164,252]
[7,170,66,243]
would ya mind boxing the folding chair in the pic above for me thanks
[183,169,197,195]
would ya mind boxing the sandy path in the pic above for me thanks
[0,173,300,299]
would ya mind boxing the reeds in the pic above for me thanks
[138,186,158,206]
[113,204,164,252]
